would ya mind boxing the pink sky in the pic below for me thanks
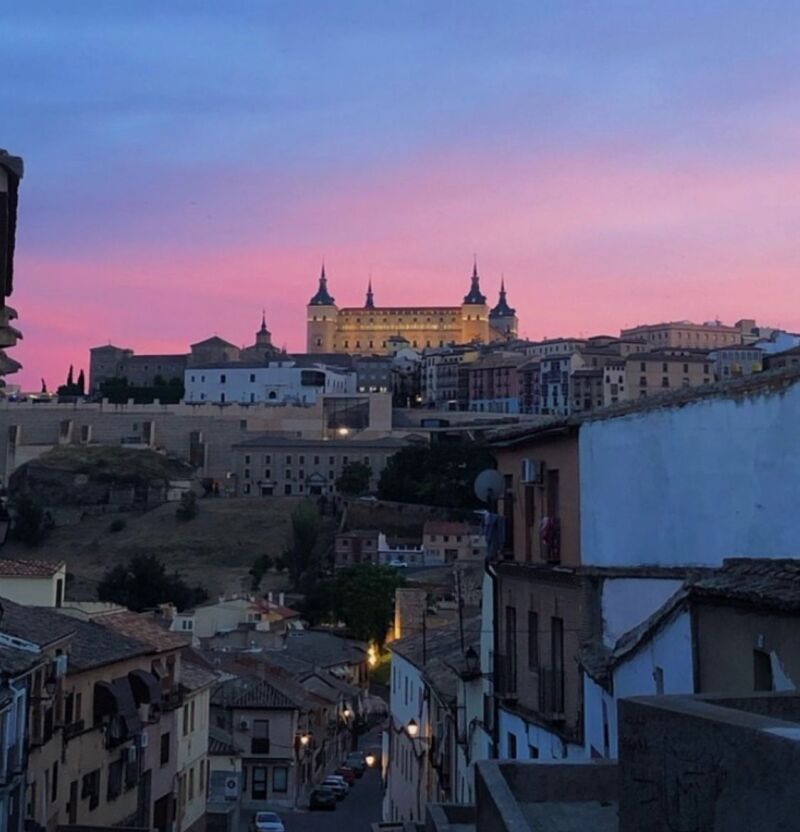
[12,146,800,389]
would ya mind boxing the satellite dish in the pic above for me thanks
[474,469,504,504]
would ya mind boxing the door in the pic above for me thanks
[68,780,78,824]
[252,766,268,801]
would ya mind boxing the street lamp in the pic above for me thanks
[342,707,353,720]
[299,732,310,747]
[464,645,480,677]
[407,718,419,738]
[365,752,376,768]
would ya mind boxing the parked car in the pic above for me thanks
[322,775,349,799]
[345,751,367,776]
[251,812,285,832]
[388,559,408,568]
[334,766,356,785]
[309,787,337,811]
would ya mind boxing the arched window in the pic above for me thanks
[268,391,277,400]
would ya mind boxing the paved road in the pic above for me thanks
[241,730,384,832]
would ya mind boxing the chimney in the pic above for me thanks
[278,592,285,607]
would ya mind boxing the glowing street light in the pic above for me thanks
[365,753,376,767]
[407,718,419,738]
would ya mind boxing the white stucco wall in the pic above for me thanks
[0,570,65,607]
[497,707,583,761]
[185,363,355,404]
[584,609,694,759]
[600,578,684,647]
[580,381,800,567]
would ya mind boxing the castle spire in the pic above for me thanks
[365,277,375,309]
[490,275,516,318]
[260,308,268,332]
[463,256,487,305]
[309,262,335,306]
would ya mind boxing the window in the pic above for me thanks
[252,719,270,753]
[754,649,773,692]
[244,454,251,465]
[243,484,251,495]
[188,767,195,800]
[527,611,539,669]
[244,468,250,479]
[107,758,122,801]
[661,377,669,388]
[551,616,565,712]
[182,705,190,736]
[252,766,268,800]
[220,392,226,403]
[250,373,256,383]
[683,363,689,373]
[529,744,539,759]
[220,374,226,383]
[273,766,288,793]
[264,454,272,464]
[52,760,59,803]
[81,769,100,811]
[190,700,196,732]
[264,469,271,479]
[504,605,517,693]
[507,732,517,759]
[160,731,170,766]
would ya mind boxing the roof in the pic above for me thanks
[0,597,76,648]
[208,725,242,755]
[210,675,299,710]
[309,268,335,306]
[0,643,45,677]
[233,435,406,450]
[423,520,475,536]
[57,615,152,672]
[632,351,711,363]
[490,364,800,446]
[0,558,64,577]
[100,610,190,652]
[191,336,238,349]
[622,319,740,332]
[583,557,800,686]
[273,629,367,667]
[181,658,219,692]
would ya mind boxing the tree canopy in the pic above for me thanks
[378,441,496,508]
[335,461,372,497]
[283,501,324,590]
[332,564,405,645]
[97,553,208,612]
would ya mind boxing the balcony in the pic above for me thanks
[537,667,565,718]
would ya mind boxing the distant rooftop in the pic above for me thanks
[0,558,64,577]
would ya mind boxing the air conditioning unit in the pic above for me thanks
[521,458,543,484]
[139,732,149,749]
[239,719,250,731]
[52,655,68,678]
[127,746,137,763]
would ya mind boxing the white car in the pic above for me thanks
[251,812,285,832]
[322,775,349,798]
[388,559,408,568]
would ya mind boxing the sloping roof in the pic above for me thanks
[58,615,152,672]
[0,597,76,648]
[208,725,242,755]
[0,558,64,577]
[583,557,800,687]
[100,610,190,653]
[181,658,219,692]
[191,336,238,349]
[0,643,45,677]
[211,675,299,710]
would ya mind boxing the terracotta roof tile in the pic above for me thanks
[101,610,190,652]
[0,558,64,577]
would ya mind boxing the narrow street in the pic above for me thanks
[240,730,384,832]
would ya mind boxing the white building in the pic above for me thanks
[184,358,356,405]
[0,559,66,607]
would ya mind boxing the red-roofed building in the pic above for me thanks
[422,520,486,564]
[0,557,66,606]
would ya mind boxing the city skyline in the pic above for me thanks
[4,1,800,387]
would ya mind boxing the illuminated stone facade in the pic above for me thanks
[306,263,517,355]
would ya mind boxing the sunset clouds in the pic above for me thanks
[4,1,800,386]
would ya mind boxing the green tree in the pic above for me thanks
[333,564,405,645]
[97,553,208,612]
[335,461,372,497]
[248,553,274,591]
[378,441,496,508]
[282,501,322,590]
[10,494,47,546]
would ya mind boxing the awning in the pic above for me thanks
[129,669,162,706]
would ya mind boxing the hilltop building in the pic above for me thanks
[306,261,518,355]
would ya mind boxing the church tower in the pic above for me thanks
[306,264,338,353]
[489,278,518,339]
[460,258,490,343]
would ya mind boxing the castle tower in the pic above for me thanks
[489,278,518,339]
[364,278,375,309]
[255,309,272,348]
[306,264,338,353]
[460,258,490,344]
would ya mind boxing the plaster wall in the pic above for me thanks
[497,707,583,761]
[580,381,800,566]
[0,570,65,607]
[600,578,683,648]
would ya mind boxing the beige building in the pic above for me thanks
[0,392,394,486]
[306,263,517,355]
[709,345,763,380]
[422,521,486,564]
[620,319,751,349]
[0,558,66,607]
[232,435,406,497]
[624,350,713,398]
